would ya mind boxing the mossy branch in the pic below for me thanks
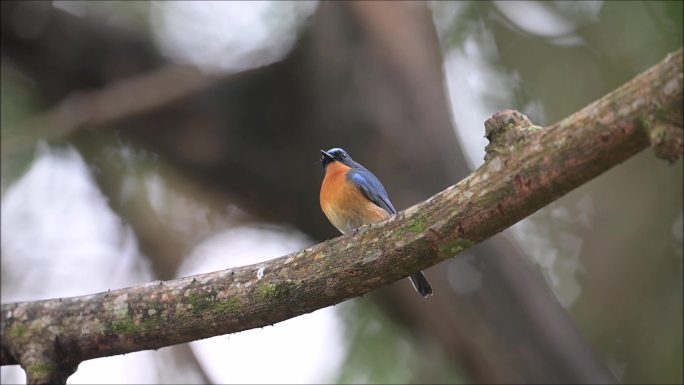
[1,48,681,384]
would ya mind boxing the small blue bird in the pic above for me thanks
[319,148,433,297]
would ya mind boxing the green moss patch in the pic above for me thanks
[439,239,474,257]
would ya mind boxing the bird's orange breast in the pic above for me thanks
[320,162,389,234]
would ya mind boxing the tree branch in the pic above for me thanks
[1,64,216,158]
[2,48,681,384]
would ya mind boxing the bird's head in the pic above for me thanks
[320,148,354,168]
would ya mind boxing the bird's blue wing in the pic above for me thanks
[347,168,397,215]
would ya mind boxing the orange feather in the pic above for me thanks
[320,162,389,234]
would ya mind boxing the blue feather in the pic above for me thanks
[347,168,397,215]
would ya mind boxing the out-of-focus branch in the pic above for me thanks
[0,1,164,100]
[2,47,681,383]
[1,65,216,157]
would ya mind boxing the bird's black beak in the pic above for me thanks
[320,150,334,160]
[321,149,336,167]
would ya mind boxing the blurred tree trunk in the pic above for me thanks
[1,1,617,383]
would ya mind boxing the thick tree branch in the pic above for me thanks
[2,49,681,383]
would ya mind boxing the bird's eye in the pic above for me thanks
[340,153,347,159]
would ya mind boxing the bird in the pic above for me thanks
[319,147,433,297]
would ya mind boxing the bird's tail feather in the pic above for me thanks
[409,271,433,298]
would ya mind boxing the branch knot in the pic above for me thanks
[648,123,683,164]
[484,109,542,162]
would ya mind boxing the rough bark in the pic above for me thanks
[2,47,681,384]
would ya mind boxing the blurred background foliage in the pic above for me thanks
[1,1,682,384]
